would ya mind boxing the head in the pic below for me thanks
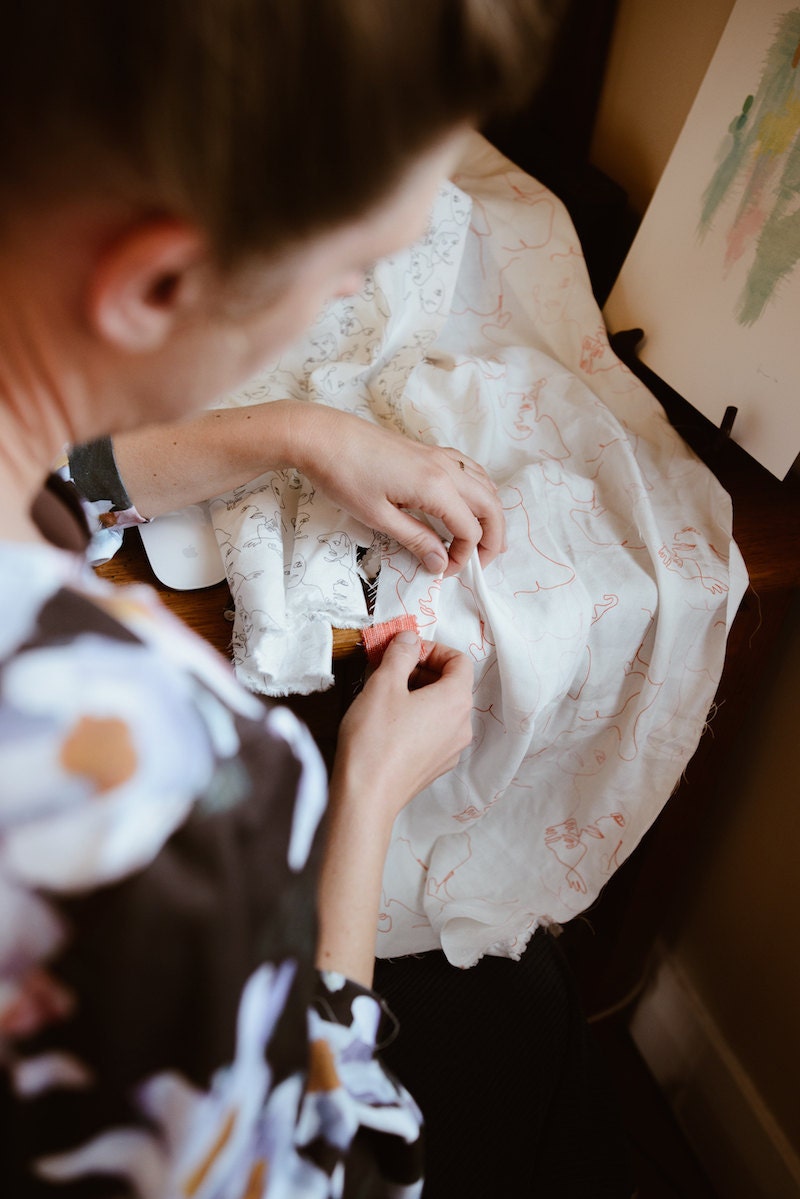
[0,0,560,439]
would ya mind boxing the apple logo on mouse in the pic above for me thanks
[183,545,199,558]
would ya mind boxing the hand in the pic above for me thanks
[332,632,474,821]
[296,406,506,577]
[316,631,474,985]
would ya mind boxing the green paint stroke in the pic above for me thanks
[698,8,800,326]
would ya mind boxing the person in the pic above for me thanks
[0,2,574,1195]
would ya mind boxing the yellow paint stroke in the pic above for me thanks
[758,94,800,155]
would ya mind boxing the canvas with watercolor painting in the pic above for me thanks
[604,0,800,478]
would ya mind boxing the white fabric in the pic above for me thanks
[211,133,747,967]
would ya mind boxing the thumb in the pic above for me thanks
[372,628,422,677]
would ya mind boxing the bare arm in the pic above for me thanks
[112,401,506,577]
[315,632,474,986]
[111,403,301,516]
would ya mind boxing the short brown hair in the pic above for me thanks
[0,0,559,265]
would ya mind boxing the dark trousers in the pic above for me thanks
[374,930,635,1197]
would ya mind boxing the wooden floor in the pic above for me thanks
[592,1014,718,1198]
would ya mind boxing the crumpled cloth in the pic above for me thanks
[211,132,747,967]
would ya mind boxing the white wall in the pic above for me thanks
[591,0,737,214]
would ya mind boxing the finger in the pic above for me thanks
[379,633,470,721]
[405,478,494,577]
[410,641,473,690]
[436,469,506,576]
[417,640,473,681]
[442,448,499,493]
[474,510,508,572]
[372,629,424,683]
[375,503,450,575]
[444,499,505,577]
[445,533,481,577]
[410,644,475,754]
[381,467,505,576]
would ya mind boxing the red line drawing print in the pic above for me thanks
[544,811,627,894]
[569,502,647,550]
[425,833,474,904]
[537,457,599,507]
[417,578,442,627]
[565,597,619,702]
[658,528,729,596]
[499,192,555,249]
[452,575,495,662]
[568,646,592,703]
[378,553,440,631]
[532,246,584,327]
[377,890,428,936]
[573,614,666,762]
[591,594,620,625]
[544,819,589,894]
[579,325,630,379]
[503,378,570,461]
[502,486,576,595]
[453,804,484,823]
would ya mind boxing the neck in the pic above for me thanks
[0,200,125,543]
[0,299,83,543]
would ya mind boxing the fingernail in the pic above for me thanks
[424,551,447,573]
[396,629,419,644]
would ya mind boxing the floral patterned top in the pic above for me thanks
[0,481,423,1198]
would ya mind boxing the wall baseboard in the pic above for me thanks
[629,945,800,1199]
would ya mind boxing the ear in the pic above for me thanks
[87,220,210,353]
